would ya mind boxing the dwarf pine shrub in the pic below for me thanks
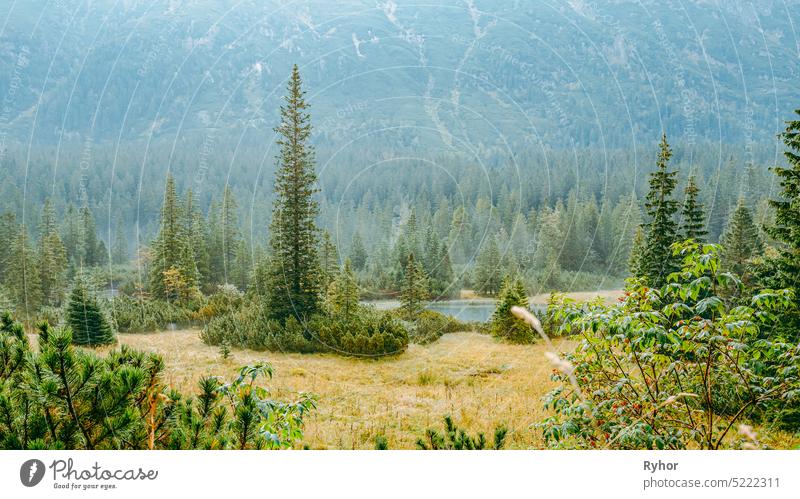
[0,312,314,449]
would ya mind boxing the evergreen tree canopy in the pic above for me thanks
[66,277,115,346]
[37,199,68,307]
[148,176,198,301]
[767,110,800,283]
[628,225,646,277]
[6,225,41,316]
[680,175,707,242]
[640,134,680,287]
[221,186,241,283]
[764,109,800,315]
[265,65,322,323]
[349,231,368,271]
[721,199,762,278]
[80,205,107,267]
[327,258,360,321]
[474,237,502,295]
[400,253,430,320]
[489,275,534,343]
[111,215,129,265]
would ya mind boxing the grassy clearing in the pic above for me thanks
[118,329,575,449]
[111,326,798,450]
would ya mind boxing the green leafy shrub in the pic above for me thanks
[539,241,800,449]
[416,415,508,450]
[542,292,606,338]
[0,312,314,449]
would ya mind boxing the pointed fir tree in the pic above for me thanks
[533,207,563,290]
[148,176,197,300]
[721,199,762,278]
[189,209,211,290]
[402,210,420,257]
[111,215,128,265]
[447,206,468,264]
[400,253,430,320]
[206,199,224,286]
[265,65,322,322]
[680,175,707,242]
[640,134,680,287]
[349,231,368,271]
[422,226,439,275]
[327,258,360,321]
[66,276,115,346]
[230,239,251,292]
[221,186,241,283]
[766,109,800,297]
[37,199,68,307]
[473,236,502,295]
[80,205,107,267]
[7,225,42,316]
[61,203,84,267]
[628,225,646,277]
[489,275,534,343]
[428,239,455,299]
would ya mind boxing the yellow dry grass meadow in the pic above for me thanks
[119,330,575,449]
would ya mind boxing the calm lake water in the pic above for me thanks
[364,299,546,323]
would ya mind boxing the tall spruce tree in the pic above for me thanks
[765,109,800,295]
[66,276,115,346]
[640,134,680,287]
[7,225,41,316]
[206,199,224,285]
[111,215,128,265]
[221,186,241,283]
[231,239,251,291]
[265,65,322,322]
[400,253,429,320]
[473,236,502,295]
[149,176,197,300]
[80,206,107,267]
[680,175,707,242]
[721,199,762,278]
[189,209,211,289]
[533,207,563,290]
[61,204,84,267]
[428,239,455,298]
[37,199,68,307]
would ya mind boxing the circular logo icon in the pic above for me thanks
[20,459,45,487]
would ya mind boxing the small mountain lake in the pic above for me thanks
[363,299,546,323]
